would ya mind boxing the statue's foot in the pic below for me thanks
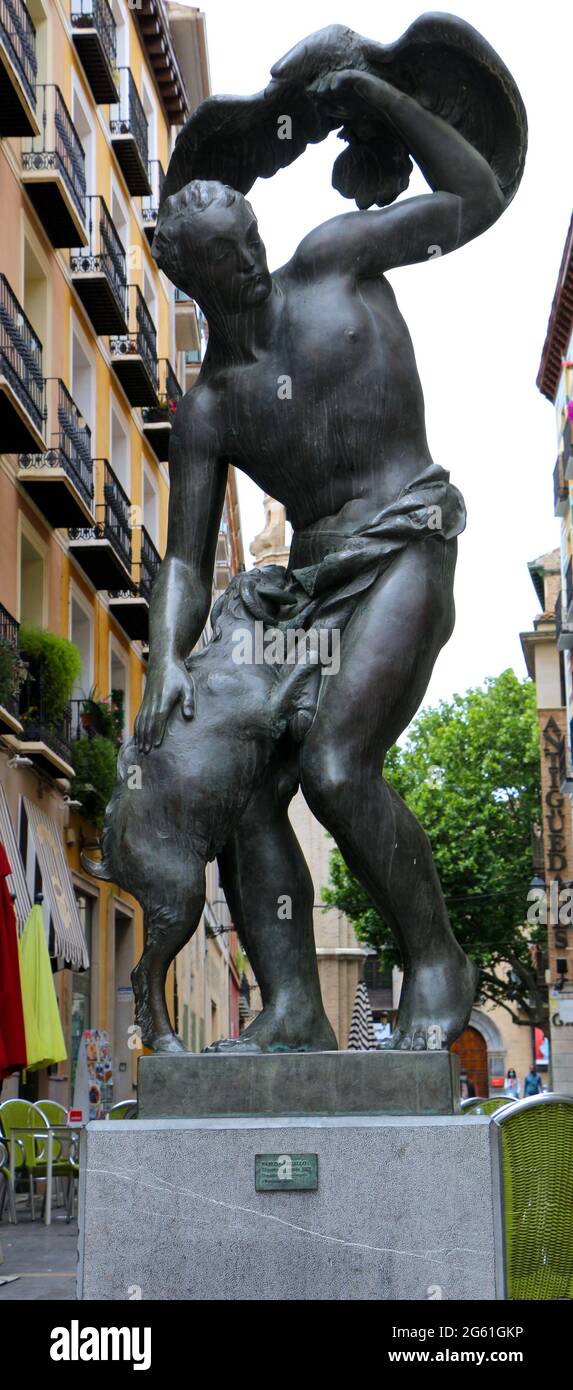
[381,952,478,1051]
[147,1031,188,1054]
[204,1002,338,1054]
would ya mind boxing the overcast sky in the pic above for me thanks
[179,0,571,709]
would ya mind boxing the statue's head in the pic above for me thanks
[152,180,272,314]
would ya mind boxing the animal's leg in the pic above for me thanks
[132,857,205,1053]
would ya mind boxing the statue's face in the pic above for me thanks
[187,199,272,313]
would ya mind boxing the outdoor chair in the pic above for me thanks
[491,1093,573,1299]
[106,1099,138,1119]
[0,1099,76,1222]
[0,1139,16,1224]
[461,1096,515,1116]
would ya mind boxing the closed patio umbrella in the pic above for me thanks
[18,905,66,1071]
[0,843,27,1079]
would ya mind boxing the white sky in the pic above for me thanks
[179,0,572,708]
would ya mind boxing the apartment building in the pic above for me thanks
[0,0,241,1103]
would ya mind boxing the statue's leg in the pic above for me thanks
[210,747,338,1052]
[300,535,478,1050]
[132,855,206,1054]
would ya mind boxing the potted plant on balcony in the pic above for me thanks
[80,689,123,746]
[70,733,118,830]
[18,625,82,737]
[0,640,27,718]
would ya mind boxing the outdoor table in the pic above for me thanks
[8,1123,84,1225]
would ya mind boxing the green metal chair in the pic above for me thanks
[461,1096,515,1116]
[0,1099,75,1221]
[0,1138,16,1224]
[491,1093,573,1300]
[107,1100,138,1119]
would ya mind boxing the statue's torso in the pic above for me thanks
[204,269,434,532]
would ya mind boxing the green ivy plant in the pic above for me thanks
[70,734,118,830]
[19,625,82,728]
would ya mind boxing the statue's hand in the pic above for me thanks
[134,659,195,754]
[308,69,394,118]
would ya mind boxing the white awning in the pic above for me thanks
[0,782,32,932]
[24,798,89,969]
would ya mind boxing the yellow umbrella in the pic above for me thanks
[18,905,67,1070]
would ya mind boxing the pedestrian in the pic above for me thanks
[460,1069,475,1100]
[523,1065,544,1097]
[504,1067,520,1098]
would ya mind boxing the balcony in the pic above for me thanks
[71,195,128,336]
[110,283,159,407]
[142,358,182,462]
[175,288,201,354]
[0,0,39,135]
[142,159,165,246]
[559,732,573,795]
[555,592,573,652]
[18,377,94,528]
[14,656,74,779]
[68,459,134,592]
[215,527,231,590]
[566,557,573,619]
[0,602,24,735]
[21,84,87,247]
[71,0,118,105]
[554,456,568,518]
[563,419,573,482]
[0,272,46,452]
[184,350,201,392]
[109,67,151,196]
[109,526,161,641]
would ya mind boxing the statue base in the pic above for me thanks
[136,1049,461,1119]
[77,1110,497,1300]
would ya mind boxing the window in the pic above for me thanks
[141,71,157,163]
[72,80,95,195]
[110,402,129,494]
[19,530,45,626]
[143,265,157,339]
[110,643,128,736]
[71,323,95,434]
[23,237,48,359]
[69,590,93,700]
[143,465,159,546]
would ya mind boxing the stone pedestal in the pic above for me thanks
[78,1111,497,1301]
[137,1049,461,1119]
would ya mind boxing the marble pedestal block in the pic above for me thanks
[77,1114,497,1301]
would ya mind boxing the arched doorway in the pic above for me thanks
[451,1026,488,1098]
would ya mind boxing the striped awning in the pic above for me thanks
[0,782,32,932]
[24,798,89,969]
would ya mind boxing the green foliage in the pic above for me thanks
[70,735,118,830]
[0,640,16,705]
[19,625,82,727]
[324,670,543,1023]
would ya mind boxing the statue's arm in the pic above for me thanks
[294,71,505,278]
[135,391,227,752]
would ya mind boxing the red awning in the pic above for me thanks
[0,842,27,1078]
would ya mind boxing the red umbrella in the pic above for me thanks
[0,842,27,1078]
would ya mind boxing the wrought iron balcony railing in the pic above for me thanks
[0,0,37,108]
[110,282,159,403]
[19,377,94,514]
[70,0,117,91]
[17,655,72,761]
[142,357,181,421]
[110,67,150,193]
[139,526,161,602]
[0,271,45,437]
[554,455,568,516]
[22,83,86,224]
[142,158,165,235]
[70,195,127,330]
[0,601,19,650]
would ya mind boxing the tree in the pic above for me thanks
[323,669,544,1025]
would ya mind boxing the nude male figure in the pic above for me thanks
[134,70,506,1052]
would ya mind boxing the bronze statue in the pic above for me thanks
[86,16,526,1055]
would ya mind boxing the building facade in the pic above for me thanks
[0,0,241,1104]
[529,210,573,1094]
